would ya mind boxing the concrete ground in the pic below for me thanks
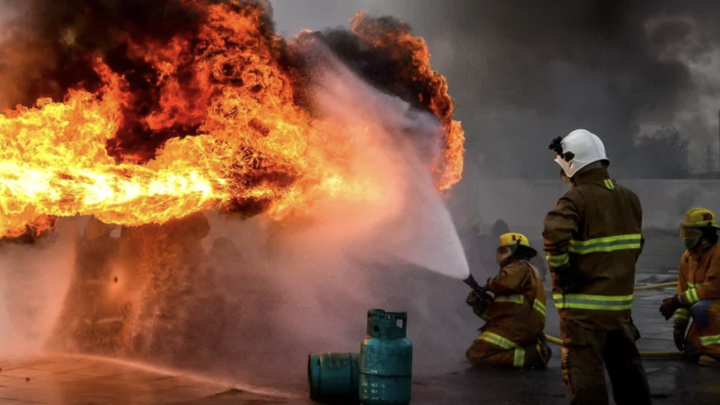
[408,286,720,405]
[1,285,718,404]
[0,354,305,404]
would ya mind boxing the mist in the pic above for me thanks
[0,42,477,392]
[0,221,77,357]
[192,53,473,388]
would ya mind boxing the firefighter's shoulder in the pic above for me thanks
[557,186,584,206]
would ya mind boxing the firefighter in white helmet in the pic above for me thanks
[552,129,608,179]
[544,129,652,405]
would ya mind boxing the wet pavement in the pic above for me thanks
[0,354,304,404]
[2,285,719,404]
[408,284,720,405]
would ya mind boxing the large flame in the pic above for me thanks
[0,2,464,239]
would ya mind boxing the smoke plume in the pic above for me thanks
[413,0,720,177]
[273,0,720,178]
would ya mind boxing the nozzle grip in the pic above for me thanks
[463,274,488,294]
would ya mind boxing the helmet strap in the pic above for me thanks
[560,169,571,184]
[498,257,513,268]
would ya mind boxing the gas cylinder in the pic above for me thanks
[359,309,413,405]
[308,353,360,403]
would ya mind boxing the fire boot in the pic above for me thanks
[526,334,552,369]
[537,333,552,366]
[699,355,720,366]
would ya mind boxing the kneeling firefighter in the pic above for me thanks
[660,207,720,365]
[465,232,551,369]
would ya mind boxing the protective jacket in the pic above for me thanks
[543,168,643,330]
[467,260,546,368]
[484,260,547,342]
[675,243,720,358]
[544,167,651,405]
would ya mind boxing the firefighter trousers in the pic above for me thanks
[560,318,652,405]
[683,299,720,362]
[466,335,544,369]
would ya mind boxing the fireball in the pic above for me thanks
[0,1,464,239]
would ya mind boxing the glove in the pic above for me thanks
[466,290,481,306]
[673,328,685,352]
[466,290,491,320]
[659,295,682,320]
[466,286,491,306]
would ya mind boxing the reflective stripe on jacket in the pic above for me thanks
[482,260,546,350]
[677,244,720,306]
[543,168,643,330]
[494,294,547,316]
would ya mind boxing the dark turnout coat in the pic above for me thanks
[543,167,643,331]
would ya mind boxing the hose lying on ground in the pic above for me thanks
[544,334,563,346]
[634,281,678,291]
[544,334,684,358]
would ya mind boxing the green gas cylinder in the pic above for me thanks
[308,353,360,403]
[359,309,413,405]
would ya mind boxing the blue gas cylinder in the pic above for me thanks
[308,353,360,402]
[359,309,413,405]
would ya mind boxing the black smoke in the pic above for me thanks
[360,0,720,179]
[291,16,453,122]
[4,0,720,179]
[0,0,276,163]
[273,0,720,179]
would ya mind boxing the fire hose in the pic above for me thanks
[543,334,683,358]
[464,275,685,358]
[634,281,678,291]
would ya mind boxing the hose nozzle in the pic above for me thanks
[463,274,485,294]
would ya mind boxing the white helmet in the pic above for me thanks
[549,129,609,178]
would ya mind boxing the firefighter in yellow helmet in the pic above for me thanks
[660,207,720,366]
[544,130,651,405]
[465,232,551,369]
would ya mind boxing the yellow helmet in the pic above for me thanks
[681,208,720,229]
[498,232,531,249]
[497,232,536,265]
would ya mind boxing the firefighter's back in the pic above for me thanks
[553,172,643,330]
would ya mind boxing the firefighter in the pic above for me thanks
[544,129,652,405]
[660,207,720,366]
[466,232,551,369]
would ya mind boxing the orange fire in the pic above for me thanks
[0,2,464,239]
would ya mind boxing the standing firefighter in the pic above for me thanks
[544,129,652,405]
[465,232,551,369]
[660,208,720,365]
